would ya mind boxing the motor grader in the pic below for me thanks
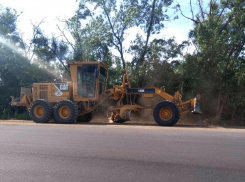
[11,61,201,126]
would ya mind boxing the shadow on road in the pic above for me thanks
[1,119,245,129]
[73,121,245,129]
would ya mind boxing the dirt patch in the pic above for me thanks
[0,119,33,123]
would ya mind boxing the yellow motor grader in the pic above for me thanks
[11,61,201,126]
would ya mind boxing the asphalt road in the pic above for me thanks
[0,122,245,182]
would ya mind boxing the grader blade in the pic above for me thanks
[110,111,129,123]
[192,94,202,114]
[111,110,131,123]
[109,105,146,123]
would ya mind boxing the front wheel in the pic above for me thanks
[54,100,78,124]
[153,101,180,126]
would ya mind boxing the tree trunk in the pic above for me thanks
[215,93,228,122]
[216,92,221,118]
[231,106,236,121]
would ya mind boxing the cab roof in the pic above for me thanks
[68,61,108,70]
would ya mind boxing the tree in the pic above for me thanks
[66,11,112,63]
[178,0,245,121]
[0,41,56,119]
[0,6,56,119]
[65,0,177,85]
[130,0,176,65]
[31,26,69,72]
[73,0,139,73]
[0,6,19,41]
[129,36,185,87]
[127,0,177,87]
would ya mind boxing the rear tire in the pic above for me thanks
[77,112,93,123]
[29,100,52,123]
[54,100,78,124]
[153,101,180,126]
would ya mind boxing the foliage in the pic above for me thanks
[1,0,245,124]
[130,0,176,65]
[66,12,112,62]
[31,28,70,72]
[66,0,138,72]
[178,0,245,121]
[130,37,185,87]
[0,6,56,119]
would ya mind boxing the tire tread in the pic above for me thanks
[153,101,180,126]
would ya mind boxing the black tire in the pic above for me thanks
[77,112,93,123]
[54,100,78,124]
[113,119,126,123]
[153,101,180,126]
[29,99,52,123]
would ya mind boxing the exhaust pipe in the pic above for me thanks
[192,94,202,114]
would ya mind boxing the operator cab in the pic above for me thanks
[69,61,108,101]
